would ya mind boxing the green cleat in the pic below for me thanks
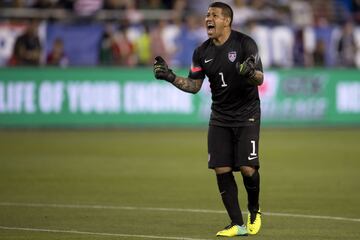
[216,224,248,237]
[247,208,261,235]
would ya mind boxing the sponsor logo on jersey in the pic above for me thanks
[228,51,237,62]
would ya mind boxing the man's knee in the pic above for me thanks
[214,166,232,174]
[240,166,256,177]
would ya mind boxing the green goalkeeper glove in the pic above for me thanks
[236,55,256,79]
[153,56,176,83]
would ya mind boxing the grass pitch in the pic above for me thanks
[0,128,359,240]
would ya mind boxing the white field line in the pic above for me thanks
[0,225,212,240]
[0,202,359,223]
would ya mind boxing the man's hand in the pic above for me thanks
[236,55,256,79]
[153,56,176,83]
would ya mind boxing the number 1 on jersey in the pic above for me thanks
[219,72,227,87]
[250,140,257,156]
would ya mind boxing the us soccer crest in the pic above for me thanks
[228,51,237,62]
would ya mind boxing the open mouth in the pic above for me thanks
[207,22,215,34]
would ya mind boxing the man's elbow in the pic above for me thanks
[191,87,201,94]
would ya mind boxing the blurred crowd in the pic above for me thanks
[0,0,359,68]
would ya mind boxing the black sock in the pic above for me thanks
[242,170,260,213]
[216,172,244,226]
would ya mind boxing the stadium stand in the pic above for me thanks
[0,0,359,68]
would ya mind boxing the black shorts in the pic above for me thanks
[207,124,260,171]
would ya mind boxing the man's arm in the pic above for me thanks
[236,56,264,86]
[172,76,204,94]
[250,70,264,86]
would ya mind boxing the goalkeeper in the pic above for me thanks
[153,2,264,237]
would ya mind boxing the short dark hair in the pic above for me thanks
[209,2,233,26]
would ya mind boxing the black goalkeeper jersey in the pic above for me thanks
[188,30,263,127]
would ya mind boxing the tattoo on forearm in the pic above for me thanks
[172,77,202,93]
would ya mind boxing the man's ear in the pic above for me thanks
[225,17,231,27]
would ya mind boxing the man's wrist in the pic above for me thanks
[166,70,176,83]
